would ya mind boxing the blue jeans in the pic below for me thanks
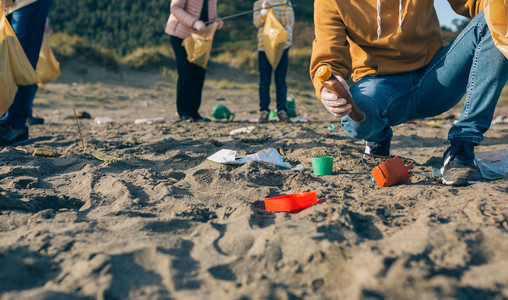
[2,0,51,129]
[259,48,289,112]
[342,11,508,146]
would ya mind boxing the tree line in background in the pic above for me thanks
[49,0,467,57]
[49,0,314,56]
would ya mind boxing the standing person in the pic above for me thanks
[254,0,294,123]
[165,0,223,123]
[311,0,508,186]
[26,17,54,126]
[0,0,52,146]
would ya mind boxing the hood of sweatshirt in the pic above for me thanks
[376,0,404,41]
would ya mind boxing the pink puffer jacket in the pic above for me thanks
[165,0,218,39]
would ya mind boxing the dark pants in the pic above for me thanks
[258,48,289,112]
[2,0,52,129]
[170,35,206,119]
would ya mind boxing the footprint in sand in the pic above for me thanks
[190,169,218,186]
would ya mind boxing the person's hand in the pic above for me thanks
[45,26,54,35]
[2,0,14,8]
[215,20,223,30]
[320,76,353,117]
[260,0,269,16]
[193,20,206,32]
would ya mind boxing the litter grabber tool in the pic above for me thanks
[371,156,413,187]
[316,66,366,122]
[264,192,317,213]
[205,1,292,25]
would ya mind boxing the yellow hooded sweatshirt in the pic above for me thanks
[310,0,485,98]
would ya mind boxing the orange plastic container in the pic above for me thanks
[371,156,413,187]
[264,192,318,212]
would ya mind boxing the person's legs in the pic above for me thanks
[190,63,207,120]
[274,48,289,112]
[341,71,418,155]
[414,11,508,145]
[343,11,508,184]
[415,11,508,185]
[2,0,51,130]
[171,36,195,119]
[258,51,273,112]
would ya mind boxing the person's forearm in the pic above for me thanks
[170,0,199,28]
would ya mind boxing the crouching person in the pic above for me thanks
[310,0,508,186]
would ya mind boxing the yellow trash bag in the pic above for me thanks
[263,9,288,68]
[0,6,39,116]
[36,34,61,84]
[484,0,508,59]
[182,22,219,69]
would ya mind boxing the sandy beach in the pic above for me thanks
[1,62,507,300]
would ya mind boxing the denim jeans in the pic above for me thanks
[258,48,289,112]
[2,0,51,129]
[341,11,508,146]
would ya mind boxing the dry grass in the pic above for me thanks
[213,49,258,71]
[121,45,175,70]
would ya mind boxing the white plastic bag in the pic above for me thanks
[475,149,508,179]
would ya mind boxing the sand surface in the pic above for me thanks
[1,63,508,300]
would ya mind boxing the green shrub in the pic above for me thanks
[49,32,119,70]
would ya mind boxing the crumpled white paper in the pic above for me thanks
[475,149,508,180]
[207,148,305,171]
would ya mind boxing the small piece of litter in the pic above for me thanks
[432,168,442,178]
[230,126,256,135]
[207,148,304,171]
[425,120,442,127]
[292,114,308,123]
[492,115,507,124]
[33,148,60,157]
[94,116,114,124]
[135,117,166,124]
[90,150,117,162]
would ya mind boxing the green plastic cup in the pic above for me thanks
[312,156,334,175]
[286,96,297,118]
[211,104,235,120]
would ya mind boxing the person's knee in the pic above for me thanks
[274,78,286,86]
[259,82,270,90]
